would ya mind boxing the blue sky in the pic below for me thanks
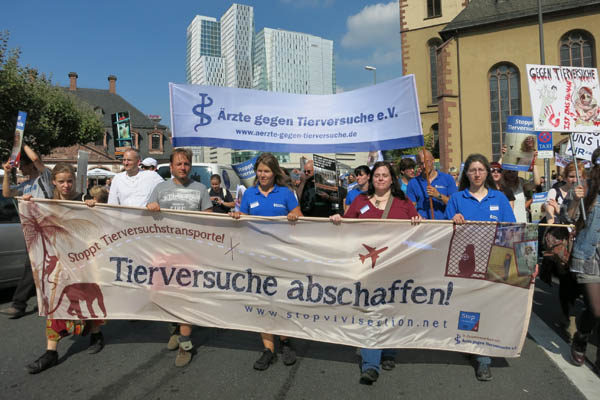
[1,0,402,127]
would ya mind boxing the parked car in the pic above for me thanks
[157,163,241,196]
[0,193,27,289]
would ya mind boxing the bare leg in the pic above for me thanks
[180,324,192,337]
[261,333,275,352]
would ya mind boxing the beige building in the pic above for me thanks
[400,0,600,171]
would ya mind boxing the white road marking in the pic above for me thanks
[528,312,600,399]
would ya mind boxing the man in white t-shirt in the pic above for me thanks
[108,148,163,207]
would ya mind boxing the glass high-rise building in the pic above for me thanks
[186,16,225,86]
[253,28,335,95]
[183,4,365,167]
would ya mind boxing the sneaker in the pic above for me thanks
[359,368,379,385]
[254,348,277,371]
[381,355,395,371]
[571,337,587,366]
[87,332,105,354]
[26,350,58,374]
[476,363,493,381]
[0,306,25,319]
[167,334,180,351]
[280,339,296,366]
[175,347,192,367]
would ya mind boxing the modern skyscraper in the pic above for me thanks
[183,4,364,167]
[253,28,335,95]
[186,16,225,86]
[220,3,254,88]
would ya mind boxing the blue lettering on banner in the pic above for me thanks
[458,311,480,331]
[192,93,213,131]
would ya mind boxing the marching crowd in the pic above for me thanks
[1,145,600,386]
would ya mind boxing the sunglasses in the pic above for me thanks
[490,168,502,173]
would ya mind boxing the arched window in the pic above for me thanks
[428,39,442,103]
[430,123,440,158]
[489,63,521,161]
[560,30,595,67]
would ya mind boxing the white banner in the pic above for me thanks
[565,132,600,161]
[527,64,600,132]
[169,76,424,153]
[20,200,536,357]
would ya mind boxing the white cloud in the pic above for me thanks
[341,2,399,49]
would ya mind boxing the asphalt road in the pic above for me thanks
[0,280,596,400]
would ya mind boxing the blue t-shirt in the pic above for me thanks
[345,187,365,205]
[240,184,299,216]
[444,188,516,223]
[406,172,457,219]
[399,178,408,193]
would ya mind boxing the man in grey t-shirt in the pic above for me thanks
[146,148,212,368]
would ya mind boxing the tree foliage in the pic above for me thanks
[0,31,103,157]
[383,130,438,164]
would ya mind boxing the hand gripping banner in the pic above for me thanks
[169,75,424,153]
[19,199,535,357]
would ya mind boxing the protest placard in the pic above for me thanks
[313,154,338,198]
[527,64,600,132]
[502,116,537,172]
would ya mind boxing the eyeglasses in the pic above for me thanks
[304,170,312,174]
[490,168,502,173]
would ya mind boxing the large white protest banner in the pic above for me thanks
[169,76,424,153]
[20,199,535,357]
[526,64,600,132]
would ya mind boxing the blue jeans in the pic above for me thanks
[476,355,491,366]
[360,348,397,373]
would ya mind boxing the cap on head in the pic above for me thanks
[141,157,157,168]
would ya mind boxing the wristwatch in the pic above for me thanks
[438,193,443,200]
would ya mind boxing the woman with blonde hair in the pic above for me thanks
[23,163,105,374]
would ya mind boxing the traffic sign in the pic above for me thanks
[537,131,553,159]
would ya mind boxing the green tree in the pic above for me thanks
[0,32,103,157]
[383,131,436,165]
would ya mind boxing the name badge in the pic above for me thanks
[490,205,499,211]
[360,205,370,214]
[273,203,285,208]
[250,201,259,209]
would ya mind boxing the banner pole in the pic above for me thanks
[422,147,435,220]
[568,133,586,222]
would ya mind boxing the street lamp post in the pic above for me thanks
[364,65,376,85]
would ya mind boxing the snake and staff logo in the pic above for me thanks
[192,93,213,131]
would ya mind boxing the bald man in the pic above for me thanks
[406,150,457,219]
[296,160,334,217]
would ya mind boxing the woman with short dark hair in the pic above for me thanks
[330,161,421,384]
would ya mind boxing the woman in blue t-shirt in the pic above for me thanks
[444,153,515,382]
[231,153,302,371]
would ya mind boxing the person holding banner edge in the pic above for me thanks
[444,153,517,381]
[22,164,105,374]
[230,153,302,370]
[330,161,421,385]
[146,148,213,367]
[1,145,53,319]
